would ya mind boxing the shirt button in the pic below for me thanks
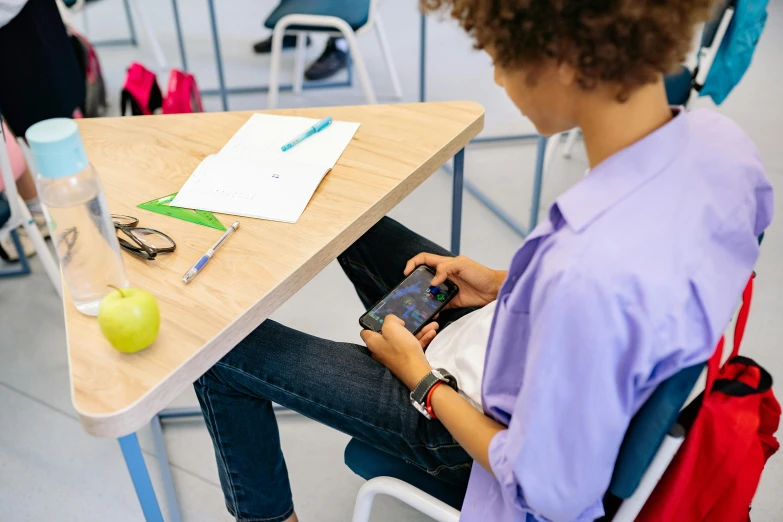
[511,276,518,282]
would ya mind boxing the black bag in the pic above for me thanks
[69,29,108,118]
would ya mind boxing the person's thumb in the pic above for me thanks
[382,315,407,339]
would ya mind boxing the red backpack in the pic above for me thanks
[121,63,203,116]
[638,276,780,521]
[162,69,204,114]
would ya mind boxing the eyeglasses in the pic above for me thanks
[112,215,176,260]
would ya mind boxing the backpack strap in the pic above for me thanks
[706,275,754,394]
[731,274,754,359]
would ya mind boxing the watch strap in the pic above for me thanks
[425,381,443,419]
[410,368,458,419]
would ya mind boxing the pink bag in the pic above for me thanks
[162,69,204,114]
[121,62,162,116]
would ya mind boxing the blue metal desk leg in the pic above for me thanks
[171,0,188,71]
[151,416,182,522]
[206,0,229,111]
[118,433,165,522]
[451,149,465,255]
[419,14,427,103]
[529,137,547,231]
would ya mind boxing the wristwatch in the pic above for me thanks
[410,368,458,420]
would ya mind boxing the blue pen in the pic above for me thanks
[182,221,240,284]
[281,116,333,151]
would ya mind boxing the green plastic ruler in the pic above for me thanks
[137,193,226,231]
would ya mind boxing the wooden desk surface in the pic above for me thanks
[66,102,484,438]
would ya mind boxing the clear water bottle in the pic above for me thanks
[26,119,128,316]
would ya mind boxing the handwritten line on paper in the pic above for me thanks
[187,186,256,202]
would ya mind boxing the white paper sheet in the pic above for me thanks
[171,114,360,223]
[217,114,360,169]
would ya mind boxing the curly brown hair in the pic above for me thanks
[420,0,716,98]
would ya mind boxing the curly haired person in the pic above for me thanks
[194,1,773,521]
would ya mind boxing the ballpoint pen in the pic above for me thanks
[182,221,240,284]
[281,116,333,151]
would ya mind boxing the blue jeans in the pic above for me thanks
[195,217,474,522]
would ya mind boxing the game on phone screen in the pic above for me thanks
[360,265,458,334]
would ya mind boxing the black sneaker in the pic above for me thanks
[304,38,348,81]
[253,34,311,54]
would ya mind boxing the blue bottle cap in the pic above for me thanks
[25,118,89,179]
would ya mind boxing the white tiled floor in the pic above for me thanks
[1,1,782,521]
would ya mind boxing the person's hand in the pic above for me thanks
[404,254,505,309]
[416,321,439,349]
[361,315,433,390]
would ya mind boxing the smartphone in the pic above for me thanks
[359,265,459,334]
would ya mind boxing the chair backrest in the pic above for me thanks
[663,0,735,107]
[693,0,736,90]
[608,363,705,498]
[598,363,705,520]
[264,0,376,34]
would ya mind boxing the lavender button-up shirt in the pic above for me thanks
[460,109,773,522]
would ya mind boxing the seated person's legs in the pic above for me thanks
[196,218,472,522]
[303,37,348,81]
[254,27,348,82]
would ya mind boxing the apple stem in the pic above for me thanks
[108,285,126,298]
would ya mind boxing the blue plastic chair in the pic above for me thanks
[264,0,402,108]
[560,0,736,159]
[662,0,737,107]
[265,0,371,32]
[345,363,704,522]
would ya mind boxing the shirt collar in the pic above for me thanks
[555,108,690,233]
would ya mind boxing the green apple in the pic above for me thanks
[98,287,160,353]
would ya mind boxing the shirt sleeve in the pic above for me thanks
[488,269,648,522]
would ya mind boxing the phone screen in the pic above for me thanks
[360,265,458,334]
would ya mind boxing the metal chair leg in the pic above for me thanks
[268,23,287,109]
[206,0,229,111]
[333,24,376,105]
[268,15,377,109]
[170,0,188,71]
[16,196,61,297]
[374,13,403,99]
[352,477,459,522]
[127,0,166,68]
[293,32,308,94]
[0,229,31,278]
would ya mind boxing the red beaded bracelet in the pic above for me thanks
[425,381,443,419]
